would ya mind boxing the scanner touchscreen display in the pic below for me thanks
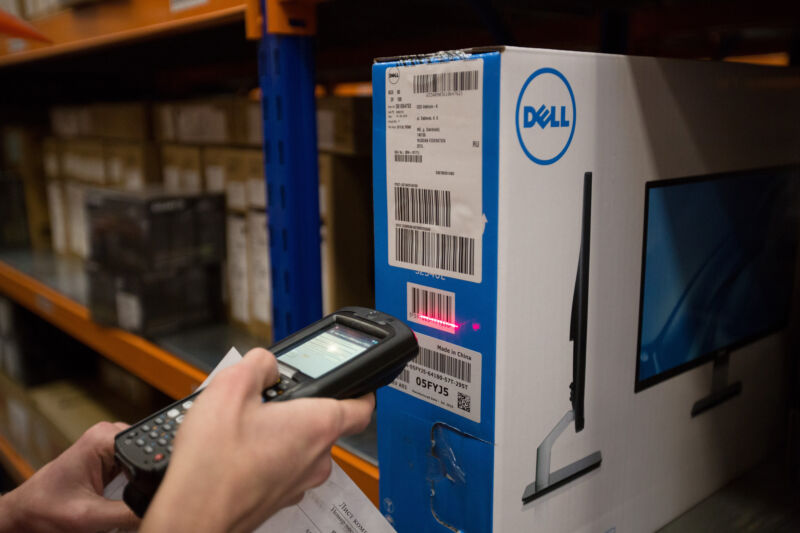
[277,324,379,378]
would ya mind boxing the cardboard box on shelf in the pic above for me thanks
[174,98,236,145]
[226,213,249,328]
[104,141,159,191]
[373,47,800,532]
[246,210,271,341]
[202,147,228,193]
[233,98,263,146]
[46,179,68,254]
[42,137,62,181]
[28,380,134,445]
[64,181,88,259]
[62,139,105,185]
[153,102,177,142]
[50,106,96,138]
[316,96,371,156]
[2,127,51,250]
[161,144,202,194]
[224,149,248,212]
[318,153,374,314]
[0,367,69,470]
[244,149,266,209]
[95,102,150,141]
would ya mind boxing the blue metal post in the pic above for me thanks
[258,33,322,339]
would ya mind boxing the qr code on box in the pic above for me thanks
[457,392,471,413]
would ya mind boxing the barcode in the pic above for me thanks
[410,286,454,323]
[395,186,451,227]
[395,368,410,384]
[413,70,479,94]
[395,228,475,275]
[414,347,471,383]
[394,153,423,163]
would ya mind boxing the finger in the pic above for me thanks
[80,422,125,489]
[82,497,141,532]
[238,347,280,394]
[112,422,130,432]
[335,394,375,437]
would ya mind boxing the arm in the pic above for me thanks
[142,348,374,533]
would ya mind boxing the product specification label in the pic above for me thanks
[390,332,481,423]
[385,60,484,283]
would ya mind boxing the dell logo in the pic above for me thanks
[515,68,576,165]
[523,105,571,129]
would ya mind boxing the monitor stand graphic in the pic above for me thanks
[522,411,602,503]
[691,350,742,417]
[522,172,602,504]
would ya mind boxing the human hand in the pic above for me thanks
[0,421,140,533]
[141,348,375,533]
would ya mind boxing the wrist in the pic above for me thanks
[0,490,24,532]
[142,481,232,533]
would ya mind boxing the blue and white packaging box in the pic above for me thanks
[373,47,800,532]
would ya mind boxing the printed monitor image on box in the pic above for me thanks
[372,47,800,532]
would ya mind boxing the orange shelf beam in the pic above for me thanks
[0,258,379,502]
[0,433,35,484]
[0,259,206,399]
[332,446,380,506]
[0,0,251,67]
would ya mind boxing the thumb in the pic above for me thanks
[81,497,141,532]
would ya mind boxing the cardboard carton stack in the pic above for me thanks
[1,127,49,250]
[154,96,271,342]
[316,96,374,314]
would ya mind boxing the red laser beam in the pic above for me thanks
[417,314,460,330]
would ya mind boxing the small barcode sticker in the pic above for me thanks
[413,70,479,94]
[407,282,456,333]
[395,186,451,227]
[390,332,482,423]
[394,153,423,163]
[395,228,475,275]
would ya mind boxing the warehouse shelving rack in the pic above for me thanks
[0,0,377,503]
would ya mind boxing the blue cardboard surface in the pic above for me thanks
[374,50,501,532]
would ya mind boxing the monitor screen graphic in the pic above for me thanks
[636,167,799,390]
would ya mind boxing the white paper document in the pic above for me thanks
[106,348,394,533]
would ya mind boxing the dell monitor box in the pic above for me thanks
[373,48,800,532]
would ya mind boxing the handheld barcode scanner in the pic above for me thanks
[114,307,418,517]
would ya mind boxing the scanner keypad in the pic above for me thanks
[263,374,297,400]
[123,374,298,468]
[122,394,195,466]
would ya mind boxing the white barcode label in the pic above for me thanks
[395,185,451,227]
[386,59,483,282]
[413,70,479,94]
[395,228,475,276]
[390,332,481,423]
[407,282,456,333]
